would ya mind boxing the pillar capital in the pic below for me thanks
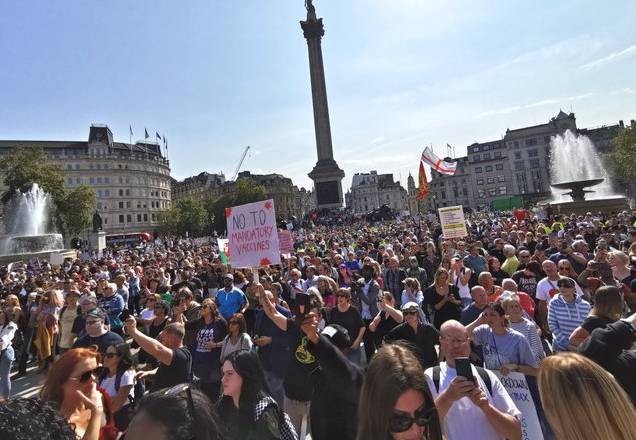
[300,18,325,40]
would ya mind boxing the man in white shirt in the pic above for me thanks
[424,320,521,440]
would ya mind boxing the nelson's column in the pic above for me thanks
[301,0,345,209]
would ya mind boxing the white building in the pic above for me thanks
[346,171,407,214]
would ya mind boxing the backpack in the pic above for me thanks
[430,365,492,396]
[254,395,298,440]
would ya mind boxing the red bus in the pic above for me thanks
[105,232,152,248]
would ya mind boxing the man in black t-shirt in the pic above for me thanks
[125,317,192,392]
[72,307,124,354]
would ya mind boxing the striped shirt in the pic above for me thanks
[509,318,545,363]
[547,295,591,351]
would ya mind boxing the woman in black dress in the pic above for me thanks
[423,268,462,330]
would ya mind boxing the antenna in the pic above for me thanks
[232,146,251,181]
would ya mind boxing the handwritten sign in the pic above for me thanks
[49,252,65,266]
[438,205,468,239]
[278,230,294,254]
[226,199,280,268]
[493,372,544,440]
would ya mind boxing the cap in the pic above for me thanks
[401,301,420,313]
[222,273,234,280]
[556,277,576,288]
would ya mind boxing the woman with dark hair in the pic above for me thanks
[487,257,508,287]
[569,285,623,348]
[217,350,297,440]
[220,313,253,361]
[138,300,170,366]
[0,397,78,440]
[125,384,221,440]
[357,343,442,440]
[40,347,117,440]
[98,342,137,431]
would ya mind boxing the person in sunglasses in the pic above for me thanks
[357,343,442,440]
[383,302,439,370]
[40,347,118,440]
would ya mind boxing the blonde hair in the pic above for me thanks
[538,353,636,440]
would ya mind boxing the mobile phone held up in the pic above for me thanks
[295,293,311,324]
[455,357,475,383]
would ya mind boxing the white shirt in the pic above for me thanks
[424,362,521,440]
[536,276,584,302]
[99,370,135,401]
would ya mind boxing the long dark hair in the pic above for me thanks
[357,343,442,440]
[217,350,272,425]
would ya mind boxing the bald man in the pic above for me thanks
[424,320,521,440]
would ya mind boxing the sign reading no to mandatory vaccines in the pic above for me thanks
[226,199,281,268]
[438,205,468,239]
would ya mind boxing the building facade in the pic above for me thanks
[172,170,314,220]
[346,171,408,214]
[426,111,632,211]
[0,124,171,234]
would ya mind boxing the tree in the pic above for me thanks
[159,198,207,237]
[208,179,267,233]
[608,126,636,180]
[0,146,96,238]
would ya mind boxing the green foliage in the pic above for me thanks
[0,146,96,238]
[0,147,65,204]
[608,127,636,180]
[159,198,207,237]
[55,185,97,237]
[208,179,267,233]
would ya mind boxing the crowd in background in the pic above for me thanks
[0,208,635,439]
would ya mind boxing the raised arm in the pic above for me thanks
[124,316,174,365]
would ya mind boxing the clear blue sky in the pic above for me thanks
[1,0,634,190]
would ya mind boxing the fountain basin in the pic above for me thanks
[549,196,630,216]
[0,233,64,255]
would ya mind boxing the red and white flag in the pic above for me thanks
[421,146,457,175]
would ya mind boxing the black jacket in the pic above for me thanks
[310,335,363,440]
[579,320,636,404]
[384,322,440,370]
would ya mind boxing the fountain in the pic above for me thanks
[548,130,629,214]
[0,183,66,263]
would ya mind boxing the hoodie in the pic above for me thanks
[547,294,591,351]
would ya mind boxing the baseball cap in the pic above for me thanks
[222,273,234,281]
[401,301,420,313]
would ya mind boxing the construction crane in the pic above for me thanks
[232,146,251,181]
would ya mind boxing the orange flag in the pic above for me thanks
[417,160,429,201]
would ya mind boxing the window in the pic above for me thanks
[137,214,142,222]
[97,177,102,184]
[487,177,495,184]
[119,177,123,183]
[473,154,481,162]
[89,164,94,170]
[514,161,525,171]
[478,189,485,198]
[525,138,537,146]
[97,189,103,197]
[529,159,541,168]
[488,188,497,196]
[475,167,483,173]
[144,214,149,222]
[119,215,124,224]
[118,202,124,209]
[104,189,110,197]
[485,165,493,172]
[89,177,95,184]
[494,151,502,158]
[75,164,80,170]
[67,177,73,185]
[483,153,491,160]
[498,175,505,182]
[126,201,131,208]
[66,164,72,170]
[75,177,81,184]
[528,149,538,157]
[477,178,484,185]
[104,177,110,183]
[514,151,521,160]
[544,136,551,144]
[499,186,507,195]
[441,191,446,200]
[513,141,519,148]
[462,188,468,196]
[126,214,131,223]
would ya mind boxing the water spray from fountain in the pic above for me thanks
[549,130,616,202]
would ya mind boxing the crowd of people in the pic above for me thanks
[0,207,635,439]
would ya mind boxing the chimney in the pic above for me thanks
[619,120,624,128]
[631,120,635,128]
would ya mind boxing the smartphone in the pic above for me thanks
[120,309,132,321]
[455,357,475,383]
[295,293,311,324]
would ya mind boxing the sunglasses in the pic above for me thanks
[389,404,437,433]
[403,310,418,315]
[70,367,102,383]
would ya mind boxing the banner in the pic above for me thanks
[493,372,544,440]
[49,253,65,266]
[438,205,468,239]
[278,230,294,254]
[226,199,281,267]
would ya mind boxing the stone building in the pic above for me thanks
[346,171,408,214]
[0,124,171,234]
[172,170,313,220]
[426,111,632,211]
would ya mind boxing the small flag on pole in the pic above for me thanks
[155,132,162,141]
[144,128,149,139]
[129,125,133,137]
[421,146,457,175]
[417,159,429,201]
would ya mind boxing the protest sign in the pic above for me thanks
[217,238,230,264]
[49,253,65,266]
[278,230,294,254]
[493,372,544,440]
[438,205,468,239]
[226,199,281,267]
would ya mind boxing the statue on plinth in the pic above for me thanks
[92,211,103,232]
